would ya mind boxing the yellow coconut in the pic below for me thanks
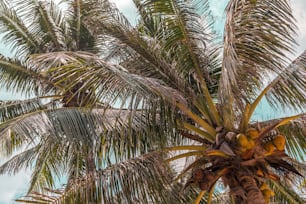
[260,183,269,190]
[237,134,249,148]
[273,134,286,151]
[262,189,275,203]
[246,139,255,150]
[263,142,275,154]
[257,169,264,177]
[247,127,259,139]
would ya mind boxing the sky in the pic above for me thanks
[0,0,305,203]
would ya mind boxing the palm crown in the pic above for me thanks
[0,0,305,203]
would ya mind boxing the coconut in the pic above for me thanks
[193,169,204,181]
[273,134,286,151]
[263,142,275,154]
[247,127,259,139]
[237,134,249,148]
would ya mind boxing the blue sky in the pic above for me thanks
[0,0,305,203]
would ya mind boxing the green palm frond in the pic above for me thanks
[11,0,66,52]
[17,153,187,204]
[64,0,96,51]
[265,49,306,110]
[0,98,42,123]
[135,0,220,83]
[0,1,304,203]
[278,117,306,161]
[0,1,41,55]
[270,180,305,204]
[83,0,194,94]
[0,55,59,96]
[83,0,225,127]
[221,0,296,107]
[0,107,176,194]
[0,107,172,161]
[0,146,38,175]
[34,51,188,108]
[27,139,63,193]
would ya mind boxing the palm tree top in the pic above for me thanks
[0,0,305,203]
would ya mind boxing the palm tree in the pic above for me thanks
[0,0,183,203]
[0,0,305,203]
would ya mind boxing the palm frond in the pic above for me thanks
[0,107,178,194]
[0,55,58,96]
[278,116,306,161]
[0,146,38,175]
[0,98,43,123]
[265,49,306,110]
[221,0,296,108]
[258,114,306,161]
[17,153,193,204]
[63,0,96,51]
[83,0,196,99]
[133,0,222,124]
[33,51,188,109]
[27,139,63,193]
[270,180,305,204]
[35,1,66,50]
[0,107,173,161]
[0,1,41,55]
[12,0,66,52]
[135,0,220,83]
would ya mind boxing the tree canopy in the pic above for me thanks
[0,0,305,203]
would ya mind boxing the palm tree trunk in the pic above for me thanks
[237,175,265,204]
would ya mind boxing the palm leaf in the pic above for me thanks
[133,0,222,124]
[33,51,189,109]
[0,55,58,96]
[57,0,96,51]
[270,180,305,204]
[17,153,195,204]
[12,0,66,51]
[0,107,174,162]
[221,0,296,109]
[83,0,198,100]
[258,114,306,161]
[0,146,38,175]
[0,1,41,55]
[265,49,306,110]
[0,98,42,123]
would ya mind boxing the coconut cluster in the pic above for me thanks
[188,127,288,203]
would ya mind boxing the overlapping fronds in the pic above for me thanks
[0,98,42,123]
[0,107,174,193]
[0,108,169,158]
[13,0,66,51]
[0,1,41,55]
[0,0,304,203]
[0,55,58,96]
[258,114,306,161]
[221,0,297,108]
[81,0,223,126]
[265,49,306,111]
[16,153,204,204]
[83,0,196,97]
[270,180,305,204]
[62,0,97,51]
[0,146,38,175]
[32,51,188,108]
